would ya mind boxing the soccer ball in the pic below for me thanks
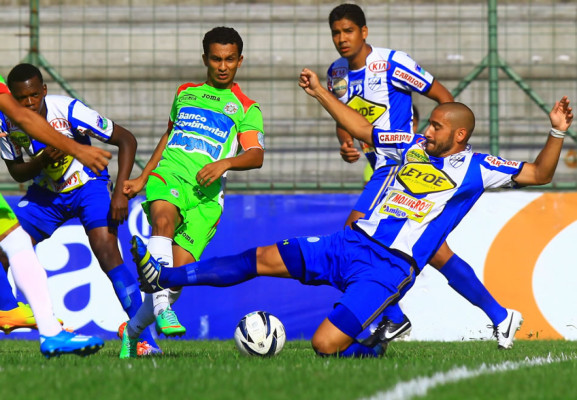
[234,311,286,357]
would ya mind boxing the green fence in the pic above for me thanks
[1,0,576,191]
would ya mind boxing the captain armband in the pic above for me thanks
[549,128,566,139]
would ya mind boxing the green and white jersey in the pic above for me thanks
[157,82,264,204]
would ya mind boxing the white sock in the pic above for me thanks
[127,293,154,338]
[168,288,182,305]
[148,236,173,317]
[2,227,61,337]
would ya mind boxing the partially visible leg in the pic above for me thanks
[430,242,507,325]
[312,306,382,358]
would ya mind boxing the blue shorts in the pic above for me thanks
[277,228,416,337]
[14,179,113,243]
[353,164,399,215]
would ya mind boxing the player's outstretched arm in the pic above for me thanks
[123,127,169,199]
[299,68,374,145]
[514,96,573,186]
[0,93,111,174]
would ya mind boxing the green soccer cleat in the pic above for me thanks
[155,308,186,337]
[119,322,138,359]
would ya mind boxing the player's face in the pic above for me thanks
[423,109,458,158]
[203,43,244,89]
[330,18,368,61]
[9,76,47,117]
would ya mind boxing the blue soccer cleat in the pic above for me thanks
[40,330,104,359]
[131,235,165,293]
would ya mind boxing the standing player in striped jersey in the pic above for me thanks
[0,72,107,357]
[130,69,571,357]
[326,3,517,349]
[0,63,159,355]
[119,26,265,358]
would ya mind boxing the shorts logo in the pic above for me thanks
[483,156,521,169]
[223,102,238,115]
[368,60,390,73]
[306,237,320,243]
[393,68,426,90]
[346,96,387,124]
[171,188,180,198]
[397,162,455,194]
[381,190,434,222]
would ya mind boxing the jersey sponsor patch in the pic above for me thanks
[380,189,434,222]
[483,155,522,169]
[397,162,456,194]
[392,68,426,90]
[347,96,387,124]
[406,149,429,163]
[331,67,347,79]
[175,107,233,144]
[167,131,223,160]
[368,60,390,73]
[332,78,348,98]
[377,131,412,144]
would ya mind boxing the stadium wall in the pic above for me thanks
[2,192,576,343]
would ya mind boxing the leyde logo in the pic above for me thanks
[346,96,387,124]
[397,162,455,194]
[380,190,434,222]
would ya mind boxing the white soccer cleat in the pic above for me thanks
[494,309,523,350]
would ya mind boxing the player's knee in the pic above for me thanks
[311,336,340,356]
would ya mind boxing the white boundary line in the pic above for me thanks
[360,353,577,400]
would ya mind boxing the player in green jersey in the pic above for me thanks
[119,26,265,358]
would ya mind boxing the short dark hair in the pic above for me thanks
[202,27,243,56]
[7,63,43,90]
[328,3,366,29]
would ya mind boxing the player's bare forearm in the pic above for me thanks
[514,96,573,186]
[196,148,264,188]
[425,80,454,104]
[300,68,373,144]
[109,124,137,201]
[110,189,129,223]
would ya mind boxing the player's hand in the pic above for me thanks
[123,175,147,199]
[75,145,111,175]
[197,159,230,187]
[110,189,129,224]
[299,68,321,97]
[549,96,573,132]
[340,140,361,163]
[40,146,66,166]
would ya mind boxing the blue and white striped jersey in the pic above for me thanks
[0,95,113,193]
[327,46,435,170]
[354,129,524,270]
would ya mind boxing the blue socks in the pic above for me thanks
[380,302,405,324]
[0,267,18,311]
[106,263,142,318]
[161,248,258,288]
[439,254,507,325]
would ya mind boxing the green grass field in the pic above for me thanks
[0,339,575,400]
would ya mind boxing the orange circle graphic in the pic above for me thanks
[485,192,577,340]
